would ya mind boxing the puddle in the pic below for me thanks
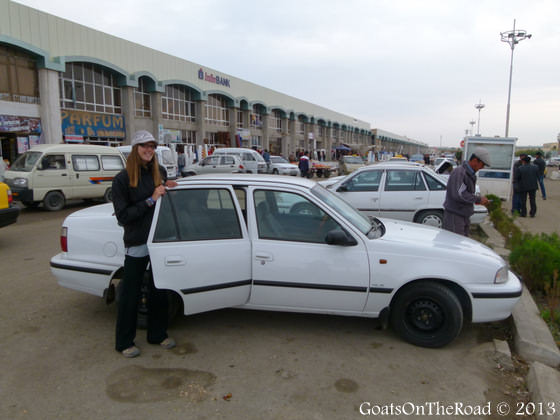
[334,378,359,393]
[106,365,215,403]
[171,342,197,356]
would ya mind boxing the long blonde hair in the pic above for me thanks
[126,145,162,188]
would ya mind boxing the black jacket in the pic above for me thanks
[534,157,546,177]
[112,164,167,248]
[515,163,538,193]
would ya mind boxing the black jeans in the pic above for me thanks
[115,255,169,352]
[519,190,536,217]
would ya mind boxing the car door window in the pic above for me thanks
[242,153,255,161]
[202,156,219,166]
[254,190,342,243]
[153,188,242,242]
[101,155,124,170]
[39,154,66,170]
[72,155,100,171]
[385,170,426,191]
[424,172,446,191]
[343,170,382,192]
[221,156,235,165]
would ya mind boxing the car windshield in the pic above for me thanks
[11,151,42,171]
[270,156,288,164]
[310,184,382,238]
[343,156,363,164]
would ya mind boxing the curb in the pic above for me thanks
[526,362,560,420]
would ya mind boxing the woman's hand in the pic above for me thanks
[151,184,166,201]
[165,180,178,188]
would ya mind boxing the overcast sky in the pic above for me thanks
[15,0,560,148]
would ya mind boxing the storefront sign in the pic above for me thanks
[198,68,231,88]
[61,110,125,138]
[0,115,41,133]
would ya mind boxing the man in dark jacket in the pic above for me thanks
[515,155,539,217]
[443,147,490,236]
[511,153,527,214]
[534,151,547,200]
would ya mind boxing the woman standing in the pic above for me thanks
[112,130,177,358]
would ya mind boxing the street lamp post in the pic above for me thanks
[475,101,485,135]
[501,19,531,137]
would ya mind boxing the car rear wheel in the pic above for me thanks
[390,281,463,348]
[103,187,112,203]
[416,210,443,228]
[272,168,279,174]
[43,191,65,211]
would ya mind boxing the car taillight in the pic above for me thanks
[7,188,13,205]
[239,164,244,170]
[60,227,68,252]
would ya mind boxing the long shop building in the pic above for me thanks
[0,0,370,163]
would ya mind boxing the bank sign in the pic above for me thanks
[198,68,231,88]
[61,110,125,138]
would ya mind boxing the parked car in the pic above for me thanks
[409,154,425,164]
[546,157,560,167]
[212,148,267,174]
[319,162,487,227]
[182,154,245,176]
[51,174,521,348]
[338,155,365,175]
[268,156,300,176]
[4,144,125,211]
[0,181,19,228]
[118,145,178,179]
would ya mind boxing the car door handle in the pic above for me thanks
[414,196,422,200]
[61,173,67,176]
[255,253,273,262]
[372,197,378,201]
[165,256,185,266]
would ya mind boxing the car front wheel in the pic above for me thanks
[416,210,443,228]
[390,281,463,348]
[43,191,65,211]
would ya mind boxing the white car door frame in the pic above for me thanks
[336,170,383,219]
[378,169,429,222]
[148,186,252,315]
[247,186,371,314]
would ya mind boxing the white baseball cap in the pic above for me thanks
[130,130,157,147]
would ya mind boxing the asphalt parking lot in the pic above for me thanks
[0,201,530,420]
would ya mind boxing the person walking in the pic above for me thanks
[298,151,310,178]
[443,147,490,236]
[177,147,186,177]
[112,130,178,358]
[534,151,547,200]
[515,155,539,218]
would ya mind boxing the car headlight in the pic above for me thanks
[13,178,28,188]
[494,266,509,284]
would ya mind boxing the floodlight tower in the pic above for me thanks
[475,101,485,135]
[501,19,531,137]
[469,120,476,136]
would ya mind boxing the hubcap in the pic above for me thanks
[407,299,444,331]
[421,215,442,228]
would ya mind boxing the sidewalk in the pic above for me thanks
[489,174,560,420]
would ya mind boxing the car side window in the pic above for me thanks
[153,188,242,242]
[101,155,124,170]
[221,156,235,165]
[72,155,100,171]
[424,173,446,191]
[343,170,381,192]
[242,153,255,161]
[385,170,426,191]
[202,156,219,165]
[254,190,342,243]
[39,154,66,170]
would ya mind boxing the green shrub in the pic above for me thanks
[509,233,560,292]
[487,196,522,248]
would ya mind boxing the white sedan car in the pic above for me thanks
[319,162,488,227]
[50,175,520,348]
[268,155,300,176]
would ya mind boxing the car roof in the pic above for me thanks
[28,144,121,153]
[176,173,316,188]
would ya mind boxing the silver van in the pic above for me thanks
[212,148,267,174]
[4,144,125,210]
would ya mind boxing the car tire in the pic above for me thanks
[390,281,463,348]
[416,210,443,228]
[272,168,279,175]
[43,191,65,211]
[103,187,112,203]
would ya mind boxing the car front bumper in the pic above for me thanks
[0,206,20,228]
[469,270,522,322]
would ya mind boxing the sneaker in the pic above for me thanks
[160,337,176,350]
[122,346,140,358]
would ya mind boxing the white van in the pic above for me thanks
[117,145,178,179]
[212,148,267,174]
[4,144,125,211]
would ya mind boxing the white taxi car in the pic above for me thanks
[268,156,300,176]
[320,162,488,228]
[50,174,520,348]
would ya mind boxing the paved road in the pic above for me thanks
[0,201,528,420]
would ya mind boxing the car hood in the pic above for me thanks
[377,217,502,263]
[67,202,115,218]
[274,163,298,169]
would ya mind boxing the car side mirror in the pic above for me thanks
[337,183,348,192]
[325,229,357,246]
